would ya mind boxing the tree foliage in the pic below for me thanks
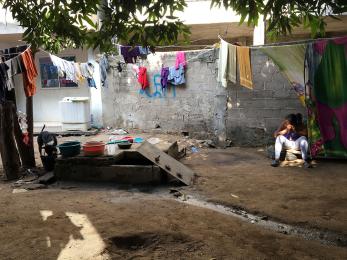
[0,0,189,53]
[211,0,347,38]
[1,0,346,53]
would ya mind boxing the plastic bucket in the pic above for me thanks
[58,141,81,157]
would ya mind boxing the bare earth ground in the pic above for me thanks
[0,132,346,259]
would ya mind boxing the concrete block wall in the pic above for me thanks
[102,49,305,146]
[225,50,306,146]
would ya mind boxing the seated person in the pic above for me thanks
[271,113,311,168]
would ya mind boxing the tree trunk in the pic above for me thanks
[0,101,21,180]
[13,104,36,168]
[7,88,36,168]
[25,95,36,167]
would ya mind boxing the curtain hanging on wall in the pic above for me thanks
[305,36,347,159]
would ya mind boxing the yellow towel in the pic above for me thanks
[237,46,253,89]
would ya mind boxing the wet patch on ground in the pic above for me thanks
[105,232,205,259]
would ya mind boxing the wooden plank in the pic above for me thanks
[137,141,195,185]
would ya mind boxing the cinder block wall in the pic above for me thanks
[102,49,305,146]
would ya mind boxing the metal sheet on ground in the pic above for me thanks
[137,141,195,185]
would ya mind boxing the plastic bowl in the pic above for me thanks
[118,142,132,149]
[58,141,81,157]
[83,141,105,156]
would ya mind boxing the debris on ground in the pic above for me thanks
[110,129,128,135]
[12,188,28,194]
[191,146,198,153]
[38,172,55,184]
[147,137,161,145]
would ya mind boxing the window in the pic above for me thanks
[40,56,78,88]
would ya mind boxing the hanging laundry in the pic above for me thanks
[261,44,306,105]
[168,64,185,85]
[217,39,228,88]
[160,67,169,90]
[0,63,10,101]
[236,46,253,89]
[175,51,186,69]
[21,48,38,97]
[5,55,25,91]
[227,44,237,84]
[80,62,94,79]
[99,55,110,87]
[74,63,83,82]
[120,46,141,63]
[138,46,150,55]
[87,78,97,88]
[138,67,149,90]
[80,62,96,88]
[50,54,76,82]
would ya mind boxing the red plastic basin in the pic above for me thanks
[82,141,105,156]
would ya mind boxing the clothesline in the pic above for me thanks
[0,45,31,63]
[218,34,347,49]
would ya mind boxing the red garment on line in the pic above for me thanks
[21,48,38,97]
[138,67,149,90]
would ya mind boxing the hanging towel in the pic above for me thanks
[237,46,253,89]
[175,51,186,69]
[227,44,237,84]
[160,67,170,90]
[21,48,38,97]
[217,39,228,88]
[138,67,149,90]
[261,44,306,105]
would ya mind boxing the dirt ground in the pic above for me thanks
[0,132,346,259]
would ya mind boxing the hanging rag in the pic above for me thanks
[99,55,110,87]
[21,48,38,97]
[138,67,149,90]
[261,44,306,105]
[217,39,228,88]
[168,64,185,85]
[175,51,186,69]
[227,44,237,84]
[120,46,141,63]
[236,46,253,89]
[160,67,170,90]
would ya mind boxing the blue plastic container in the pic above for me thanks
[58,141,81,157]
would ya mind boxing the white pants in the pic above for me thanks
[275,135,308,160]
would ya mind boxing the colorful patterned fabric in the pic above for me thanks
[305,36,347,158]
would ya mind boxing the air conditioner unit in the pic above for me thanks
[59,97,91,131]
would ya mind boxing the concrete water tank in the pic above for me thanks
[59,97,91,131]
